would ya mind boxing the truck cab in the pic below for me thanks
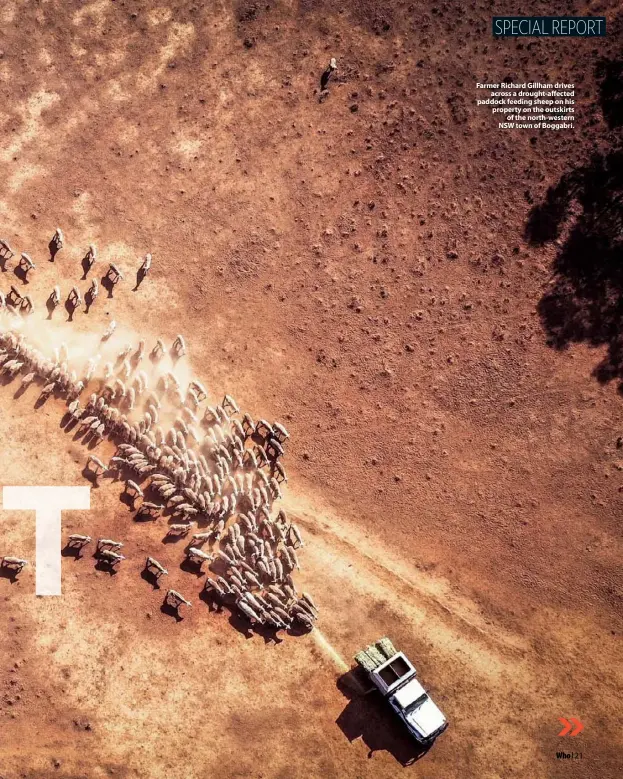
[355,640,448,745]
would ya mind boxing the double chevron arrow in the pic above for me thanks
[558,717,584,737]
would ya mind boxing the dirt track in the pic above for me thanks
[0,2,622,778]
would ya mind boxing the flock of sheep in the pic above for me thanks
[0,230,318,634]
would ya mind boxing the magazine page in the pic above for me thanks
[0,3,620,778]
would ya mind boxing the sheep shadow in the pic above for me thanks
[84,291,96,313]
[45,297,57,319]
[64,299,77,322]
[81,256,94,279]
[0,567,21,584]
[160,601,184,622]
[48,239,59,262]
[12,383,30,400]
[141,568,163,590]
[179,558,206,578]
[101,274,115,298]
[119,491,138,511]
[226,608,284,644]
[161,532,187,544]
[335,673,432,766]
[34,393,51,410]
[199,587,224,612]
[61,544,86,560]
[13,264,29,284]
[133,267,148,291]
[81,467,101,487]
[94,559,119,576]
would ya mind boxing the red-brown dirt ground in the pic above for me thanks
[0,2,621,778]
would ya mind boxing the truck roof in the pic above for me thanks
[392,677,427,709]
[391,678,447,739]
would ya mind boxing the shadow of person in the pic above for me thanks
[335,674,433,766]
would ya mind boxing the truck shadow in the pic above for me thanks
[335,672,432,766]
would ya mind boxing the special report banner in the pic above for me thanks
[493,16,607,36]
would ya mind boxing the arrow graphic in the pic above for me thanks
[558,717,584,737]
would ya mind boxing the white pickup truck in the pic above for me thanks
[355,637,448,745]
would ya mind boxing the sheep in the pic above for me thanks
[6,286,22,308]
[266,438,284,461]
[98,549,125,566]
[237,599,262,624]
[68,399,82,420]
[105,263,123,287]
[255,419,273,440]
[51,227,64,254]
[320,57,337,91]
[222,394,239,414]
[97,539,124,553]
[68,286,82,310]
[19,371,35,388]
[171,335,186,358]
[0,556,28,573]
[151,339,166,361]
[272,422,290,443]
[102,320,117,341]
[18,253,35,277]
[204,578,225,597]
[82,244,97,275]
[212,518,225,541]
[189,380,207,401]
[86,455,108,476]
[273,462,288,484]
[217,549,235,566]
[185,547,213,567]
[66,534,92,548]
[145,556,168,577]
[135,253,152,289]
[191,532,211,545]
[288,523,304,549]
[166,523,194,537]
[0,238,15,262]
[165,589,191,610]
[87,278,99,305]
[18,294,35,316]
[301,592,318,613]
[291,609,314,630]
